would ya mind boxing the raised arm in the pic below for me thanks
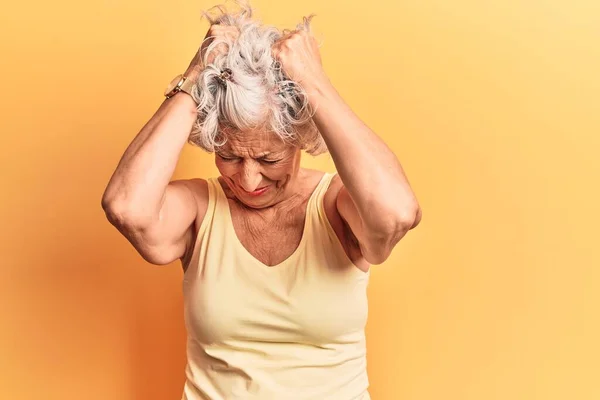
[101,24,239,266]
[101,86,203,266]
[273,30,421,265]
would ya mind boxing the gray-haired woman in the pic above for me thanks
[101,2,421,399]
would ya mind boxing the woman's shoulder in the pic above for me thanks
[322,171,342,201]
[301,168,333,187]
[319,172,370,271]
[298,167,340,207]
[170,178,212,238]
[167,177,211,219]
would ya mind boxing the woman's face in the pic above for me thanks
[215,128,302,209]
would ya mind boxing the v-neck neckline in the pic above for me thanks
[216,172,329,269]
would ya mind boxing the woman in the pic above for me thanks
[101,2,421,399]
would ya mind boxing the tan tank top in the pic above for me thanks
[181,172,371,400]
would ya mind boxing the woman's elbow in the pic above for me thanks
[383,203,422,235]
[362,206,422,264]
[410,206,422,229]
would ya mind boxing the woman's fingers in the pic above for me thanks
[201,24,240,65]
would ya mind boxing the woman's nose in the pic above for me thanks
[238,162,263,192]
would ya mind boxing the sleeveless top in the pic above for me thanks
[181,172,371,400]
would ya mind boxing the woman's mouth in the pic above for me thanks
[241,185,270,197]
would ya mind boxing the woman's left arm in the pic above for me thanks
[308,74,421,265]
[273,30,421,265]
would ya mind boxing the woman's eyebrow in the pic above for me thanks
[218,151,281,158]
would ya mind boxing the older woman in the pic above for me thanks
[102,2,420,399]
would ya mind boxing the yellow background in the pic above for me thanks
[1,0,598,399]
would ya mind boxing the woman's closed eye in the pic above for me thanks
[218,154,281,164]
[260,158,282,164]
[218,154,240,162]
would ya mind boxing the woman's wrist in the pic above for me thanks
[163,68,201,111]
[165,91,198,115]
[184,65,203,81]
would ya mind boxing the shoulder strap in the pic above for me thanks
[308,172,337,224]
[182,177,218,274]
[194,177,218,245]
[313,171,337,204]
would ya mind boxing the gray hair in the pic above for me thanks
[188,0,328,155]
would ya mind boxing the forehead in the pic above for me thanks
[218,128,293,156]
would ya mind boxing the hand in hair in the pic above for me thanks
[271,29,327,88]
[185,23,240,78]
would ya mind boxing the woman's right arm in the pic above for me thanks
[101,24,239,266]
[101,83,206,266]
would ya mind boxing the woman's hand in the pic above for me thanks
[184,24,240,78]
[272,30,328,89]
